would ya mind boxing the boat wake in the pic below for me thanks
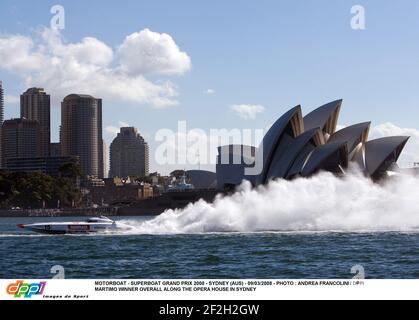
[118,170,419,234]
[0,233,51,238]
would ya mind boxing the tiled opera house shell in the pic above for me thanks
[216,100,410,190]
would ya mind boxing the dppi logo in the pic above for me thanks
[6,280,46,298]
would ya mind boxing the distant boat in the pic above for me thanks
[167,174,195,192]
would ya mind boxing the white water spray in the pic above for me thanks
[124,170,419,234]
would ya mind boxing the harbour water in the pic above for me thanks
[1,216,419,279]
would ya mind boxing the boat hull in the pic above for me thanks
[18,221,128,234]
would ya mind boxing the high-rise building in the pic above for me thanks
[60,94,104,178]
[0,81,4,126]
[0,81,4,168]
[102,140,107,178]
[1,118,41,165]
[96,99,104,179]
[109,127,149,178]
[5,156,79,177]
[20,88,51,156]
[50,142,61,156]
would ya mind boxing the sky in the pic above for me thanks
[1,0,419,174]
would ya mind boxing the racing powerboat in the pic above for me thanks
[17,216,131,235]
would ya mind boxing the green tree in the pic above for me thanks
[170,170,186,179]
[59,157,82,178]
[0,165,82,209]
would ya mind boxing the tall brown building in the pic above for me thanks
[109,127,149,179]
[1,118,41,165]
[102,140,107,178]
[0,81,4,167]
[60,94,104,178]
[0,81,3,126]
[20,88,51,156]
[50,142,61,156]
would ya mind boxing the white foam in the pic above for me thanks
[0,234,50,238]
[121,170,419,234]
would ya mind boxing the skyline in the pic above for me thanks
[1,1,419,174]
[109,127,149,179]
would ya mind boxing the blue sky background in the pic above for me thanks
[1,0,419,173]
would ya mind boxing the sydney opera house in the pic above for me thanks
[215,100,410,190]
[121,99,410,216]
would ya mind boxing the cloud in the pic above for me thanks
[230,104,265,119]
[105,126,120,136]
[105,121,131,137]
[203,89,215,95]
[118,121,130,127]
[0,35,44,72]
[0,28,191,108]
[370,122,419,168]
[118,28,191,75]
[4,94,20,105]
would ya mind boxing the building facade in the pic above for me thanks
[50,142,61,156]
[102,140,107,178]
[4,156,78,177]
[0,81,3,126]
[20,88,51,156]
[0,81,4,167]
[61,94,104,178]
[109,127,149,179]
[1,118,41,165]
[88,182,153,206]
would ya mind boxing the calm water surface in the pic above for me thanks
[1,216,418,279]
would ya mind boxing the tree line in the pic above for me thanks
[0,158,82,209]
